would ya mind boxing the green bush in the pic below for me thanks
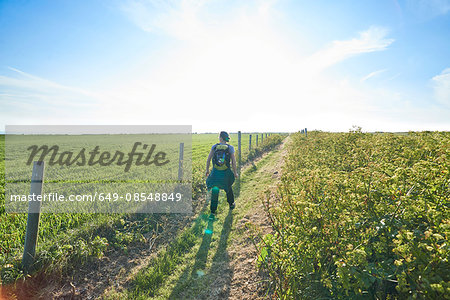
[259,130,449,299]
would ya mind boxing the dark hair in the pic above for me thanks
[219,131,230,142]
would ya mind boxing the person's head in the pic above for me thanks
[219,131,230,143]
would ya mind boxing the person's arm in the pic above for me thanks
[205,148,214,177]
[230,152,238,178]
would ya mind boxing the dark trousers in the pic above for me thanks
[210,187,234,213]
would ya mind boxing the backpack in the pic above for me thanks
[212,143,230,170]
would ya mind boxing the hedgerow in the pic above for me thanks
[258,130,449,299]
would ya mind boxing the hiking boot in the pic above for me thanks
[229,202,235,210]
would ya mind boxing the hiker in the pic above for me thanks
[205,131,238,220]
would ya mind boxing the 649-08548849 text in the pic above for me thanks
[9,192,184,202]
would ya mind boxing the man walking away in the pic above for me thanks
[205,131,238,220]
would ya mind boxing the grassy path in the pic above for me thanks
[105,138,287,299]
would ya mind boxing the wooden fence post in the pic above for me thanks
[22,161,45,272]
[256,134,258,147]
[178,142,184,181]
[238,131,241,175]
[261,133,263,144]
[249,134,252,151]
[305,128,308,138]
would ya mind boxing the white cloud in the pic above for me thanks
[1,67,97,105]
[0,67,101,125]
[432,68,450,107]
[360,69,387,82]
[305,27,394,73]
[121,0,222,40]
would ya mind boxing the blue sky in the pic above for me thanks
[1,0,449,132]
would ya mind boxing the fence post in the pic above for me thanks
[256,134,258,147]
[249,134,252,151]
[22,161,45,272]
[237,131,241,176]
[305,128,308,138]
[178,142,184,181]
[261,133,263,144]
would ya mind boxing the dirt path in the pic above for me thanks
[207,137,289,300]
[154,137,290,300]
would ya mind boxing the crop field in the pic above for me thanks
[258,130,449,298]
[0,132,279,284]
